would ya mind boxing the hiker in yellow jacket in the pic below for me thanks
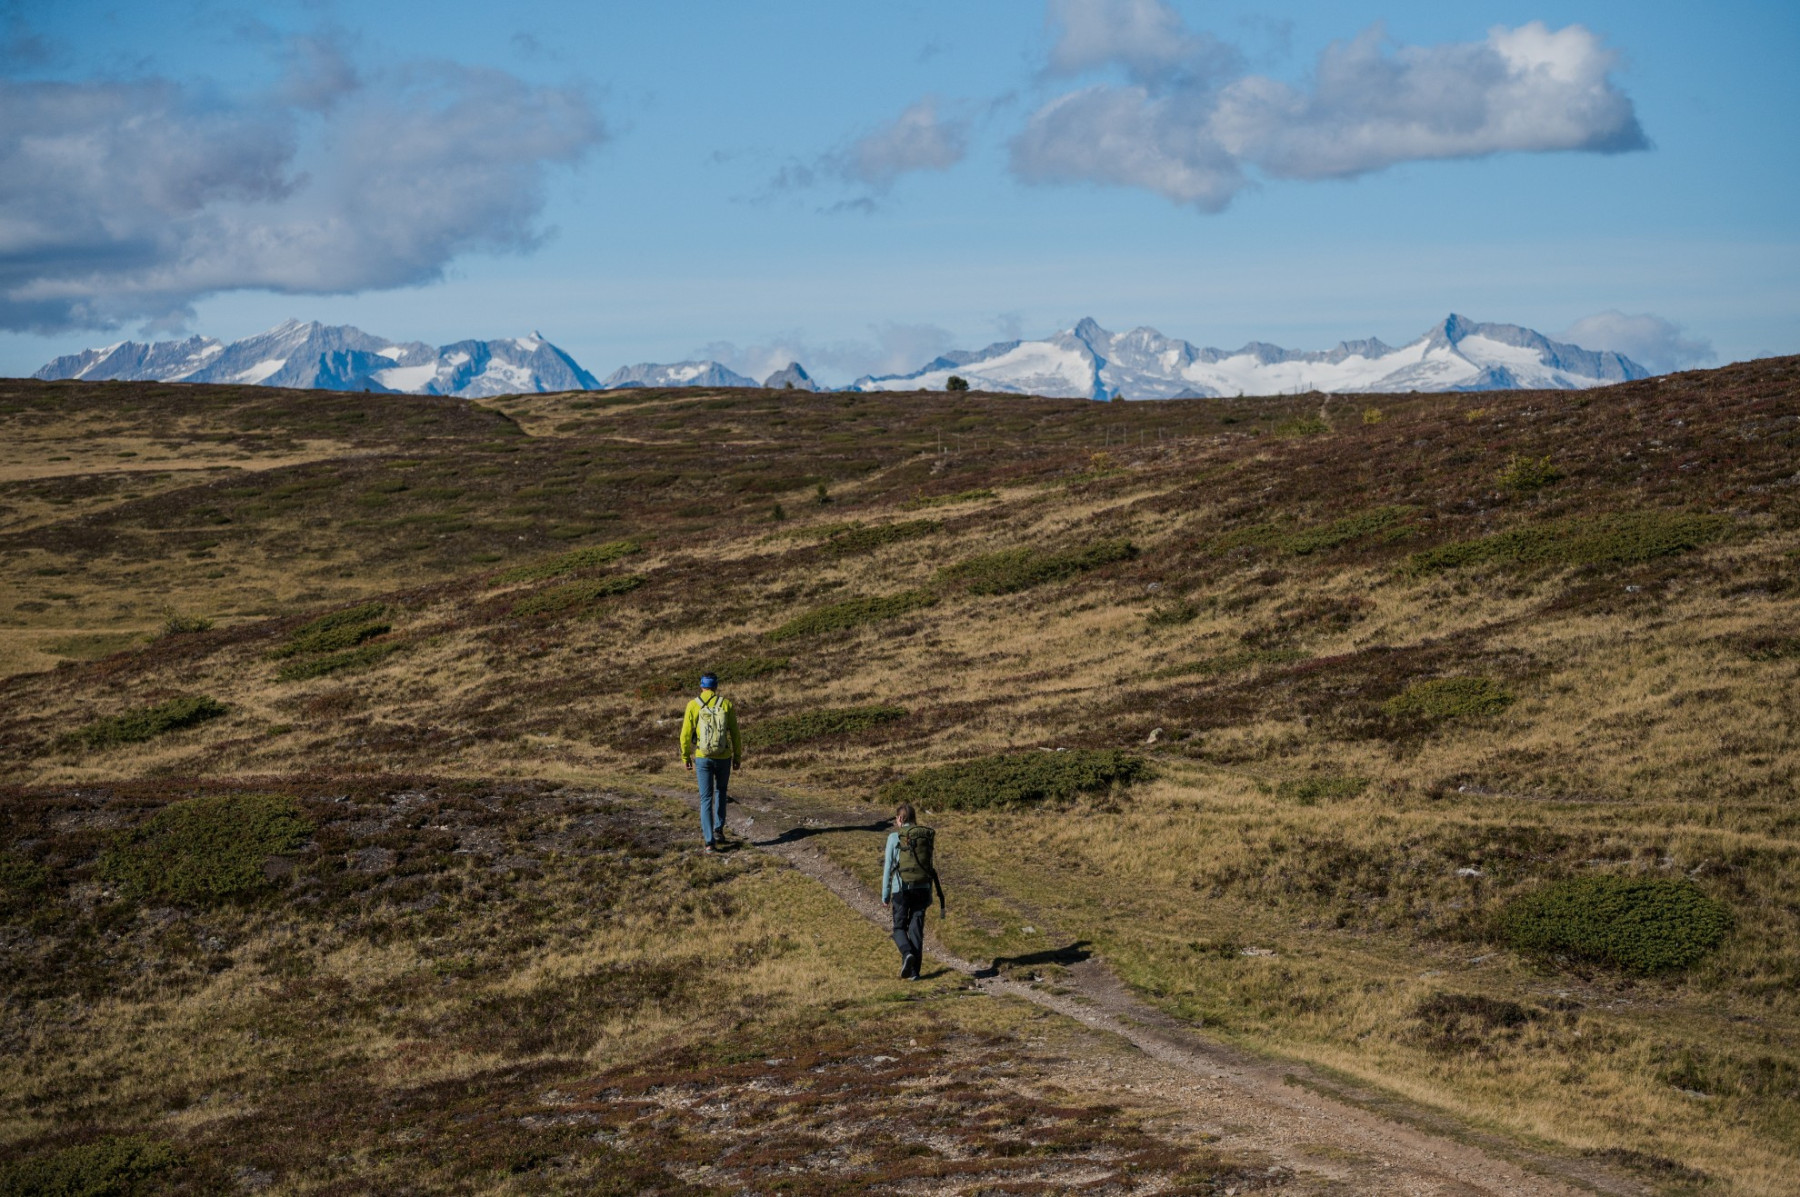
[680,672,742,852]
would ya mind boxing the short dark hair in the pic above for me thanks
[895,803,915,824]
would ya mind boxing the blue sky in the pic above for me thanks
[2,0,1795,383]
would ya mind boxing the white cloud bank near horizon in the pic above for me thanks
[0,35,604,333]
[1561,310,1716,373]
[1010,0,1648,211]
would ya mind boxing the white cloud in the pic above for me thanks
[1013,4,1647,211]
[1011,85,1245,211]
[770,98,968,206]
[0,44,604,332]
[1561,310,1714,372]
[835,97,969,188]
[1046,0,1238,86]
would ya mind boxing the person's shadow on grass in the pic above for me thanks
[755,818,891,847]
[974,940,1092,979]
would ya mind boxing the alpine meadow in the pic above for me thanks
[1,357,1797,1194]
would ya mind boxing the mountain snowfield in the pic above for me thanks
[33,314,1647,399]
[848,315,1648,398]
[34,319,598,398]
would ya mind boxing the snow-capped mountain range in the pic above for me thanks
[33,315,1648,399]
[848,315,1647,398]
[34,319,597,398]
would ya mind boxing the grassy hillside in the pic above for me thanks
[2,361,1797,1192]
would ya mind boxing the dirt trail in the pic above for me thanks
[719,790,1643,1197]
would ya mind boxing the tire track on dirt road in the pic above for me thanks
[716,791,1643,1197]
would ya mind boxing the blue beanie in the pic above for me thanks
[700,673,718,689]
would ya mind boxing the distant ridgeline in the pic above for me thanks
[32,314,1647,399]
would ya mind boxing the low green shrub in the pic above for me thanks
[496,539,639,584]
[942,539,1136,595]
[1274,415,1330,437]
[882,748,1150,810]
[160,612,214,636]
[1497,454,1564,492]
[1277,775,1370,805]
[822,519,939,556]
[767,590,937,641]
[269,602,388,659]
[903,488,996,509]
[0,853,49,916]
[640,656,791,697]
[1383,677,1513,722]
[65,695,228,750]
[1145,599,1201,627]
[1281,506,1414,555]
[513,574,644,617]
[1210,506,1414,557]
[0,1135,184,1196]
[274,640,406,682]
[1409,511,1732,573]
[700,656,788,688]
[100,793,311,904]
[749,705,908,748]
[1496,875,1733,973]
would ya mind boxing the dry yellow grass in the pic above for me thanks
[3,365,1797,1189]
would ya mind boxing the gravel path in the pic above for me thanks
[718,791,1644,1197]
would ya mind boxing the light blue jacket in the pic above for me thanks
[880,830,901,900]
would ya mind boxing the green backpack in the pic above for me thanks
[693,694,730,757]
[895,824,936,885]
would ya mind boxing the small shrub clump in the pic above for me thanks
[1146,599,1201,627]
[65,695,228,750]
[1274,415,1330,437]
[1282,506,1414,555]
[513,574,645,617]
[160,612,214,636]
[1497,454,1564,492]
[822,519,939,556]
[641,656,791,697]
[1409,510,1731,573]
[0,853,49,917]
[269,602,388,659]
[1383,677,1513,722]
[696,656,790,687]
[1496,875,1733,974]
[1210,506,1413,557]
[882,749,1150,811]
[1276,775,1370,805]
[274,640,407,683]
[767,590,937,641]
[496,539,639,584]
[0,1135,184,1196]
[942,539,1136,595]
[100,793,312,904]
[1411,992,1540,1055]
[749,705,908,748]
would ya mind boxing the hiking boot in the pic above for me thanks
[900,954,917,980]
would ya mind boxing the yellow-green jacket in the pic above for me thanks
[679,690,741,764]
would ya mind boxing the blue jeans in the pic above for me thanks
[694,757,731,844]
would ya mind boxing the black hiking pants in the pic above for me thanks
[891,884,931,976]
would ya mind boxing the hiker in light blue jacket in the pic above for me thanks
[880,803,945,980]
